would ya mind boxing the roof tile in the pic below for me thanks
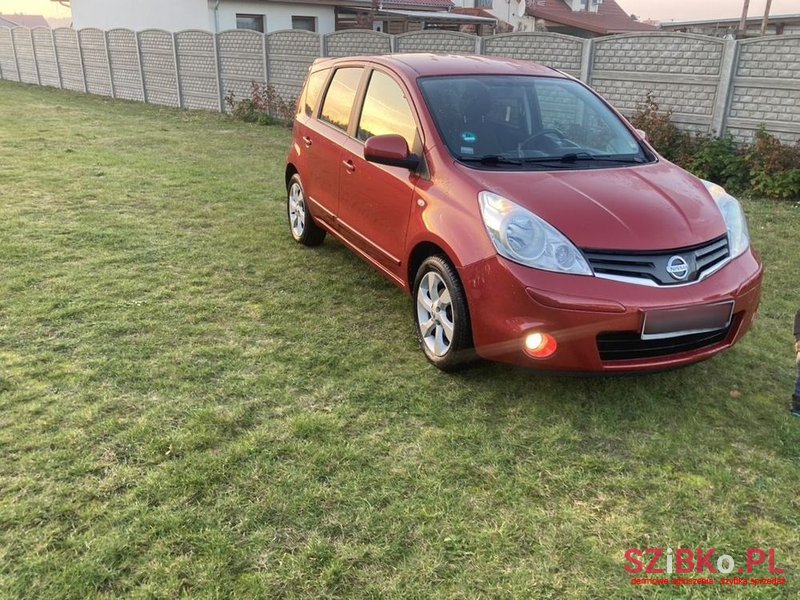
[525,0,656,34]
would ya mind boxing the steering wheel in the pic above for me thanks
[518,128,569,155]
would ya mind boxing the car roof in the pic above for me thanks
[312,54,565,79]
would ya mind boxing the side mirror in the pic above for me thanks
[364,134,419,170]
[634,128,648,141]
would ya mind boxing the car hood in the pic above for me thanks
[456,160,727,251]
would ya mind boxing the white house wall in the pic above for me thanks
[211,1,336,34]
[71,0,335,34]
[71,0,210,31]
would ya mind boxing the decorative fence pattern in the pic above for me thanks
[1,27,799,144]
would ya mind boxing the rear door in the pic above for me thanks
[303,66,364,225]
[337,68,422,277]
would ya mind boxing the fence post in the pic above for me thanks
[77,30,88,93]
[134,31,147,103]
[475,35,482,54]
[710,39,737,137]
[268,33,274,85]
[580,38,593,84]
[172,32,183,108]
[104,31,116,98]
[319,32,325,58]
[50,29,63,88]
[29,29,42,85]
[11,29,20,82]
[264,32,271,90]
[214,32,225,111]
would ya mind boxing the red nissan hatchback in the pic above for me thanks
[285,54,762,372]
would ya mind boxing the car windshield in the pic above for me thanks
[418,75,652,169]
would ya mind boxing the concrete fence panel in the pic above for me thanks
[266,30,319,106]
[175,30,220,111]
[53,28,84,92]
[727,35,800,144]
[106,28,144,101]
[2,27,799,143]
[395,30,478,54]
[217,29,266,110]
[590,33,726,133]
[32,28,60,88]
[482,32,583,78]
[78,28,112,96]
[324,30,391,57]
[138,29,179,107]
[12,28,39,84]
[0,27,20,82]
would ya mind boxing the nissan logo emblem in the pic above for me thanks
[666,255,690,281]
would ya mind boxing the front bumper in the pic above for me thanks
[460,249,763,372]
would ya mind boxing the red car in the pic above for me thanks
[285,54,762,372]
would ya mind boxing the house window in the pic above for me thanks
[236,14,265,33]
[476,0,493,7]
[292,16,317,32]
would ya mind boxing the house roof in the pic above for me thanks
[525,0,656,34]
[380,9,495,23]
[0,14,50,28]
[326,0,454,10]
[452,8,497,20]
[383,0,454,8]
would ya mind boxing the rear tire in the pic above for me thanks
[287,173,326,247]
[412,255,476,371]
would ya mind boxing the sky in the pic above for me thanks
[0,0,70,18]
[0,0,797,23]
[616,0,796,22]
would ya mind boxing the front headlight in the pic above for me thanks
[478,191,592,275]
[702,180,750,259]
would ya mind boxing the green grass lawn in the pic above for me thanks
[1,81,799,599]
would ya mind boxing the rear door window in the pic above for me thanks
[319,67,363,132]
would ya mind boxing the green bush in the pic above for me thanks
[224,82,296,128]
[687,135,748,195]
[629,93,800,200]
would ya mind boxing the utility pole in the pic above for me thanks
[761,0,773,35]
[738,0,750,36]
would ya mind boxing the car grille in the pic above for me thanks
[597,318,736,362]
[582,236,730,286]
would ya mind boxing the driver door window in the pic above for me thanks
[357,70,418,150]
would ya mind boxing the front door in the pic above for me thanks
[305,66,364,224]
[337,69,422,277]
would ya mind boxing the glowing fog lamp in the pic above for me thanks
[524,331,558,359]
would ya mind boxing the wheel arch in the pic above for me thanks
[407,240,454,294]
[285,163,299,189]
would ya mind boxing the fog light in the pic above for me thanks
[524,331,557,359]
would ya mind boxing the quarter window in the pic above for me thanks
[319,67,363,132]
[357,71,418,149]
[301,68,330,117]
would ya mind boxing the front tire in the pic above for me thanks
[413,255,475,371]
[287,173,326,247]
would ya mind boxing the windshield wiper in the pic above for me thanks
[458,154,523,166]
[523,152,645,164]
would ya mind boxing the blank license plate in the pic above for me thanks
[641,301,734,340]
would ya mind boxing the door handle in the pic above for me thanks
[342,159,355,173]
[302,136,312,148]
